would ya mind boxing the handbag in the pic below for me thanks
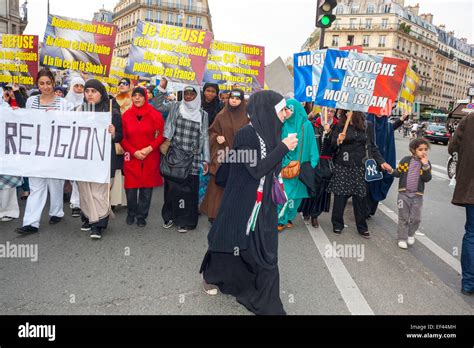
[364,121,383,183]
[160,142,195,182]
[281,124,304,179]
[272,175,288,205]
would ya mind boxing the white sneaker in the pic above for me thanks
[1,217,14,222]
[407,237,416,246]
[178,227,189,234]
[398,241,408,249]
[203,280,219,296]
[162,221,174,229]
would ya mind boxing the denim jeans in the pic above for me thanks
[462,205,474,292]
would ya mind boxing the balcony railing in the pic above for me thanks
[113,0,209,20]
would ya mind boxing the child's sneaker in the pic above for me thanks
[407,237,416,246]
[398,241,408,249]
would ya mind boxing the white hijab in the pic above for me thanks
[179,86,202,124]
[66,76,86,108]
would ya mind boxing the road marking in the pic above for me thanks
[378,203,461,275]
[304,221,374,315]
[431,164,447,172]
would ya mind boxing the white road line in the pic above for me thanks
[304,221,375,315]
[378,203,461,275]
[431,164,447,172]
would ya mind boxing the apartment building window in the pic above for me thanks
[156,11,161,22]
[367,3,375,14]
[187,0,193,10]
[384,4,391,13]
[349,18,356,29]
[176,0,183,10]
[333,19,340,29]
[187,16,193,27]
[351,6,358,14]
[363,36,370,47]
[331,36,339,47]
[146,10,152,20]
[365,18,372,29]
[177,13,183,26]
[378,36,386,47]
[336,5,344,15]
[196,16,202,28]
[408,42,412,53]
[381,18,388,28]
[146,0,152,5]
[347,35,354,46]
[167,13,174,24]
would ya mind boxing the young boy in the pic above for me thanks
[389,139,432,249]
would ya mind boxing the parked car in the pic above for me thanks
[423,124,450,145]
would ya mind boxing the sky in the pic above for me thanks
[23,0,473,64]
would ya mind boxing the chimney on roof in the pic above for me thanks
[438,24,446,30]
[448,30,455,36]
[420,13,433,24]
[406,3,420,16]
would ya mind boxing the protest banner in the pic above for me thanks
[339,45,363,53]
[0,108,112,184]
[398,67,420,114]
[125,21,213,86]
[203,40,265,94]
[0,34,39,85]
[93,57,140,95]
[40,15,117,76]
[296,49,408,115]
[294,49,327,102]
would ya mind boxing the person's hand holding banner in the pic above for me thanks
[338,110,353,145]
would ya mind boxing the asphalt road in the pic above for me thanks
[1,131,473,315]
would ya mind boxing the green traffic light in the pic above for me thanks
[321,15,331,26]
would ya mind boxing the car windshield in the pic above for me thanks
[428,125,446,132]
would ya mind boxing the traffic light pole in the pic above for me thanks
[319,27,326,49]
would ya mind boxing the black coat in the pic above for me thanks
[206,125,289,253]
[331,121,385,168]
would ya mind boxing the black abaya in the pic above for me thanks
[200,121,289,315]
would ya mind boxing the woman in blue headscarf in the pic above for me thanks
[365,113,397,217]
[278,99,319,232]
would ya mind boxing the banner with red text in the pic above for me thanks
[0,34,39,85]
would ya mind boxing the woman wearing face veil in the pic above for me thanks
[199,90,298,315]
[200,89,249,223]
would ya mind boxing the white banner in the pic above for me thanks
[0,108,112,184]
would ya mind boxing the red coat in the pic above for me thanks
[121,100,165,189]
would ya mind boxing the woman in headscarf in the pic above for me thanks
[65,75,85,109]
[152,79,210,234]
[54,86,66,98]
[76,79,123,240]
[277,99,319,232]
[199,91,297,315]
[200,89,249,223]
[299,107,339,228]
[65,75,86,218]
[199,83,223,206]
[121,87,164,228]
[110,77,134,209]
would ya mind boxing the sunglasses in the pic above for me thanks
[119,81,130,86]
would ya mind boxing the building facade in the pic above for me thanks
[93,7,114,23]
[0,0,27,34]
[301,0,474,109]
[113,0,213,58]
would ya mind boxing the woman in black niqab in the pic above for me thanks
[199,90,291,315]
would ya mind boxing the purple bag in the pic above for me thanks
[272,176,287,205]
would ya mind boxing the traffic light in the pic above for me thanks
[316,0,337,28]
